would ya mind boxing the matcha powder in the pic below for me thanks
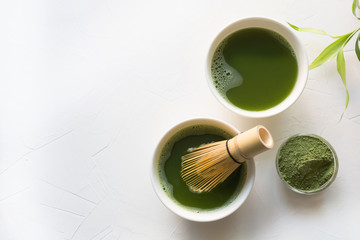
[277,135,335,191]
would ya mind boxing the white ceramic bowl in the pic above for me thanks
[151,118,255,222]
[206,17,308,118]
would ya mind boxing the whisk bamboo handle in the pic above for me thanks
[227,125,274,163]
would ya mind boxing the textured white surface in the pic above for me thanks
[1,0,360,239]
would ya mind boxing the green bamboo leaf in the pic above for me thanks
[288,22,340,38]
[336,49,349,118]
[353,0,360,19]
[355,32,360,61]
[309,32,353,69]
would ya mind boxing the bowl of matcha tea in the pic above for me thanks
[151,118,255,222]
[206,17,308,118]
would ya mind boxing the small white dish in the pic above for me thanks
[206,17,308,118]
[151,118,255,222]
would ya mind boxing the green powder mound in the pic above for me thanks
[278,135,335,191]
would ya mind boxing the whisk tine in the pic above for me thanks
[201,160,236,188]
[182,143,225,160]
[191,165,235,192]
[180,144,238,192]
[181,151,227,179]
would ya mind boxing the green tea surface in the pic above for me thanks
[211,27,298,111]
[161,133,247,210]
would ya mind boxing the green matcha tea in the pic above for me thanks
[211,27,298,111]
[158,125,247,210]
[277,135,336,192]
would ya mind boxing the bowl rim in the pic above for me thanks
[275,133,339,195]
[206,16,309,118]
[150,117,256,222]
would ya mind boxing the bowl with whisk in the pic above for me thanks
[151,118,256,222]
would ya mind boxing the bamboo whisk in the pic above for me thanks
[181,125,274,193]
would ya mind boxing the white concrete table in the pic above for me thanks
[1,0,359,239]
